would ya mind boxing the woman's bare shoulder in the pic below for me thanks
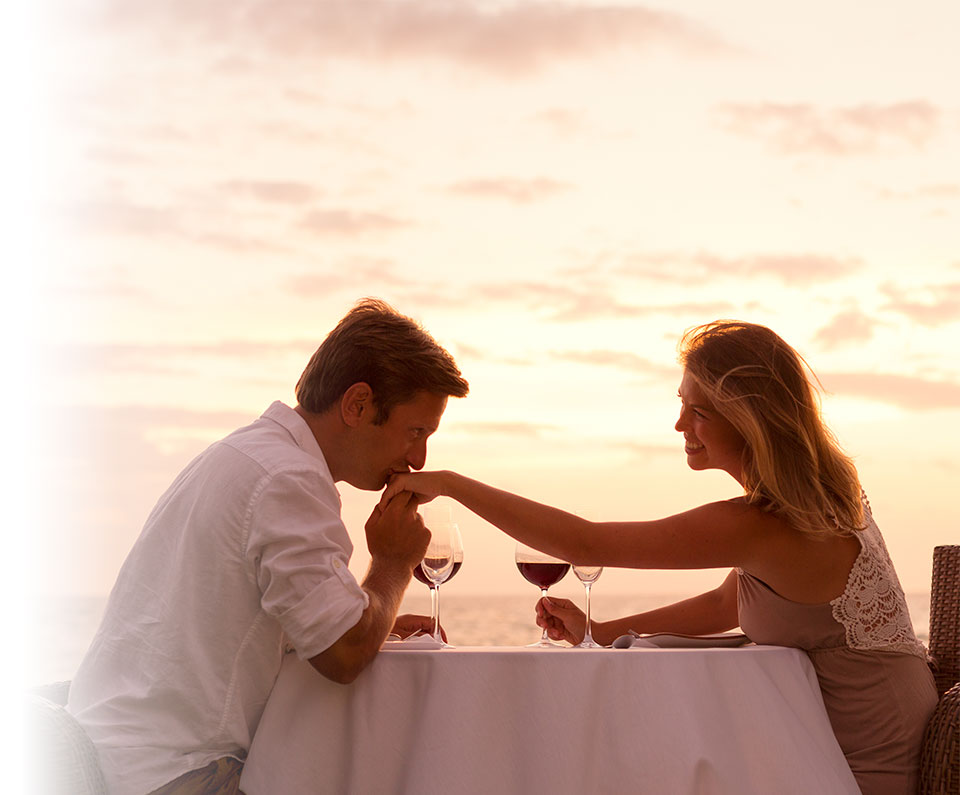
[688,496,780,526]
[735,515,862,603]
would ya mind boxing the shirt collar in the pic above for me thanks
[261,401,332,472]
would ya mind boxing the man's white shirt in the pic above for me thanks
[68,402,368,795]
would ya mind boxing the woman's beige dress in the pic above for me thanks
[737,497,938,795]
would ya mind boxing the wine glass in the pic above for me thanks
[515,541,570,648]
[572,565,603,648]
[418,504,463,646]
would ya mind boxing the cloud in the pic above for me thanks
[450,342,523,364]
[873,183,960,202]
[81,0,737,75]
[298,208,411,236]
[813,309,882,350]
[85,144,150,166]
[550,349,675,378]
[217,180,318,204]
[614,441,679,457]
[188,232,292,254]
[714,101,940,155]
[39,405,260,479]
[880,282,960,327]
[446,177,574,203]
[470,281,734,322]
[530,108,588,135]
[378,277,725,322]
[286,258,411,296]
[58,198,182,237]
[821,372,960,410]
[696,252,862,284]
[81,126,196,162]
[47,339,320,377]
[451,342,490,361]
[448,342,534,367]
[255,120,391,157]
[450,421,557,438]
[54,195,293,254]
[45,266,167,305]
[616,250,862,285]
[73,404,256,433]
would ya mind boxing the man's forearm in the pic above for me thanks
[309,557,412,683]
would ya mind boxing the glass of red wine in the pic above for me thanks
[515,541,570,648]
[415,504,463,647]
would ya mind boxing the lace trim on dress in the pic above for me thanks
[830,495,927,659]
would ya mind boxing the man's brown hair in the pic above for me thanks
[296,298,469,423]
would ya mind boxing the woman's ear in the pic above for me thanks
[340,382,373,427]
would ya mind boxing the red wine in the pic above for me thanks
[413,560,462,588]
[517,561,569,589]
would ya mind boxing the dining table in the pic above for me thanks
[239,641,860,794]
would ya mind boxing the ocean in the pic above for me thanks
[26,590,932,689]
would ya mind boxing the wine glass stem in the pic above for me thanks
[540,588,550,643]
[583,583,594,643]
[430,585,438,639]
[434,584,442,641]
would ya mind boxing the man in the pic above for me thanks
[68,299,469,794]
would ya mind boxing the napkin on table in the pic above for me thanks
[381,634,445,650]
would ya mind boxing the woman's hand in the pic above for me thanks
[378,471,448,511]
[536,596,587,646]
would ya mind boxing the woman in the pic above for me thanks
[380,320,937,794]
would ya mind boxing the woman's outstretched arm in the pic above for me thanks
[380,470,768,572]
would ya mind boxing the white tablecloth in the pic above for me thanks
[240,645,859,795]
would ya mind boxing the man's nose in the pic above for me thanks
[407,441,427,471]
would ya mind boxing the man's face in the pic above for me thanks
[350,391,448,491]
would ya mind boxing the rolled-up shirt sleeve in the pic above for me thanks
[247,469,369,660]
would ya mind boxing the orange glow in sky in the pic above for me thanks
[24,0,960,607]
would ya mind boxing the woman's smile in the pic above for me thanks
[684,437,705,455]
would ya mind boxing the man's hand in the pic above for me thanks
[378,471,448,512]
[310,495,430,685]
[365,490,430,569]
[392,613,447,643]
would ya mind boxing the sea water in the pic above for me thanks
[25,591,932,688]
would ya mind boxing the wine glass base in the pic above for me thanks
[526,638,567,648]
[574,639,604,649]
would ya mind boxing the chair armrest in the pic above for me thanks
[25,694,107,794]
[919,682,960,794]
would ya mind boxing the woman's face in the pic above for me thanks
[674,370,747,484]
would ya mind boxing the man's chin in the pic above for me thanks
[343,475,388,492]
[374,472,402,491]
[349,469,408,492]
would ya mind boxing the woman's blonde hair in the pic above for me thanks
[679,320,863,537]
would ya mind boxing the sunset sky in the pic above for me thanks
[22,0,959,607]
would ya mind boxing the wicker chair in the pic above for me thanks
[919,545,960,795]
[24,680,107,795]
